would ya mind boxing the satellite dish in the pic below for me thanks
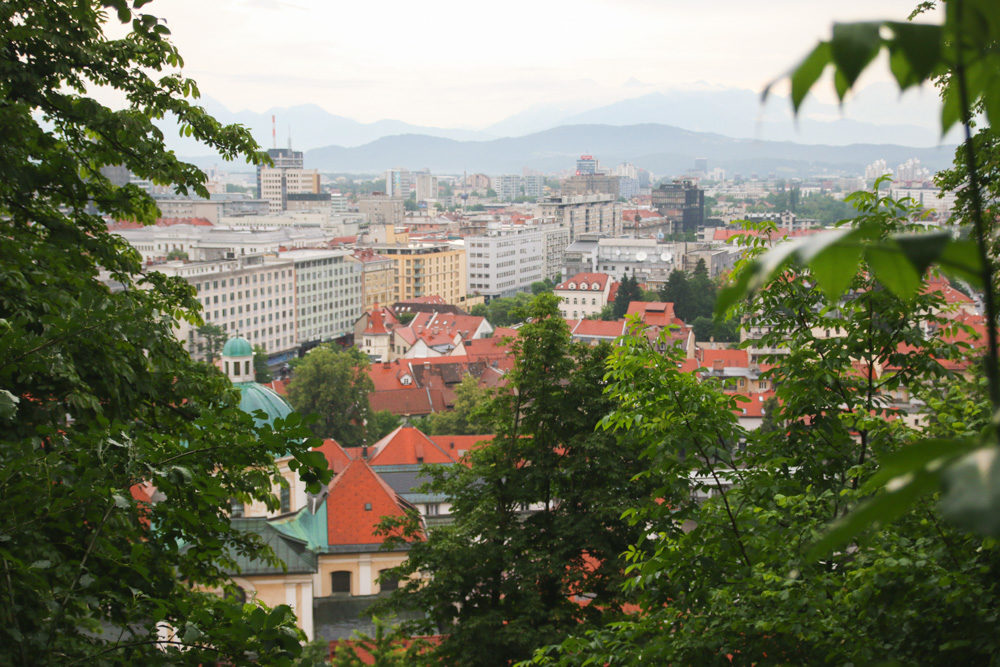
[636,251,648,262]
[660,252,672,262]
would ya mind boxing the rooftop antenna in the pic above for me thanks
[287,126,292,151]
[271,114,276,150]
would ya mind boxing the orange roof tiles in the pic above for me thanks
[699,348,749,369]
[314,438,353,474]
[555,272,612,291]
[325,459,409,547]
[369,426,458,465]
[626,301,685,327]
[569,319,627,338]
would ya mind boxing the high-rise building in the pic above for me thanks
[466,222,566,300]
[256,148,317,214]
[367,241,467,305]
[385,168,414,198]
[652,179,705,233]
[576,155,599,175]
[491,174,521,201]
[276,249,363,346]
[538,194,623,242]
[415,173,438,202]
[522,175,545,199]
[561,174,621,198]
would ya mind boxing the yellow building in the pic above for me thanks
[350,248,396,313]
[369,240,467,306]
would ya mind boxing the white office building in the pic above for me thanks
[467,222,568,299]
[275,249,364,346]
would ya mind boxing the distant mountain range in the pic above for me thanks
[297,123,956,177]
[170,86,958,176]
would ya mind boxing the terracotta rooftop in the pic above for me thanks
[369,425,458,465]
[325,459,409,547]
[555,272,612,292]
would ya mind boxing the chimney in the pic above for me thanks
[361,444,368,460]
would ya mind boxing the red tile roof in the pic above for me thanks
[369,426,458,465]
[325,459,409,547]
[626,301,686,327]
[108,216,214,230]
[555,272,611,292]
[363,305,400,335]
[315,438,353,474]
[699,348,749,369]
[429,434,493,459]
[569,319,627,339]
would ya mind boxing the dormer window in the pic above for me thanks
[591,282,600,290]
[568,283,576,289]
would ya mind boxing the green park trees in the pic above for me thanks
[0,1,329,663]
[286,345,375,445]
[376,295,655,666]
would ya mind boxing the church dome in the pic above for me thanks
[222,336,253,357]
[235,381,294,429]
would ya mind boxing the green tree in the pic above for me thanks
[367,409,402,443]
[166,248,189,261]
[530,189,1000,664]
[414,374,490,435]
[197,322,228,362]
[612,273,640,319]
[287,346,374,445]
[658,269,693,321]
[0,1,330,663]
[376,295,654,665]
[254,344,273,383]
[690,258,716,320]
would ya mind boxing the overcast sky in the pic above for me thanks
[145,0,939,128]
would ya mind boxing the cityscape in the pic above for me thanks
[4,1,1000,665]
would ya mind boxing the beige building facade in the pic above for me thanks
[369,241,467,305]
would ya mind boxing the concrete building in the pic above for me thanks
[466,223,547,300]
[258,165,321,214]
[367,241,467,306]
[576,155,599,175]
[350,248,396,313]
[275,249,363,347]
[491,174,521,202]
[553,272,614,320]
[537,194,622,242]
[359,194,405,226]
[113,223,331,264]
[285,192,331,212]
[561,173,620,199]
[652,179,705,233]
[415,173,438,202]
[385,168,414,198]
[155,254,298,360]
[522,174,545,199]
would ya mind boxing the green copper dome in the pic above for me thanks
[235,381,293,428]
[222,336,253,357]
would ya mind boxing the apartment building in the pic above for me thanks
[553,272,614,320]
[359,194,405,226]
[537,194,622,242]
[368,241,466,305]
[114,224,330,263]
[350,248,396,312]
[274,249,363,347]
[466,222,566,300]
[258,166,321,214]
[156,255,298,360]
[491,174,521,202]
[415,173,438,202]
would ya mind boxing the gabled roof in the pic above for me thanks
[699,348,749,369]
[396,311,490,348]
[363,304,399,336]
[325,459,410,547]
[626,301,686,327]
[315,438,353,474]
[555,272,611,292]
[369,426,458,465]
[569,319,627,339]
[429,434,493,460]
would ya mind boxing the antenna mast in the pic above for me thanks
[271,115,276,149]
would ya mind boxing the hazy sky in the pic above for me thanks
[146,0,938,127]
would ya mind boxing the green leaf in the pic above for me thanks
[830,22,882,92]
[863,436,979,493]
[790,42,831,111]
[865,242,922,299]
[808,470,940,559]
[798,227,863,300]
[893,230,951,276]
[940,446,1000,535]
[886,22,942,87]
[0,389,18,421]
[941,82,962,136]
[937,239,984,287]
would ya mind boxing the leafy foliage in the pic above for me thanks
[527,186,1000,665]
[411,374,491,435]
[0,1,331,662]
[286,345,374,446]
[376,295,655,666]
[254,345,273,383]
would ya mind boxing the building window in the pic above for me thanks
[280,486,290,513]
[426,503,439,516]
[379,569,399,592]
[230,500,244,518]
[331,571,351,595]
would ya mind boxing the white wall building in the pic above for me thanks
[467,223,547,299]
[274,249,364,346]
[155,255,298,360]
